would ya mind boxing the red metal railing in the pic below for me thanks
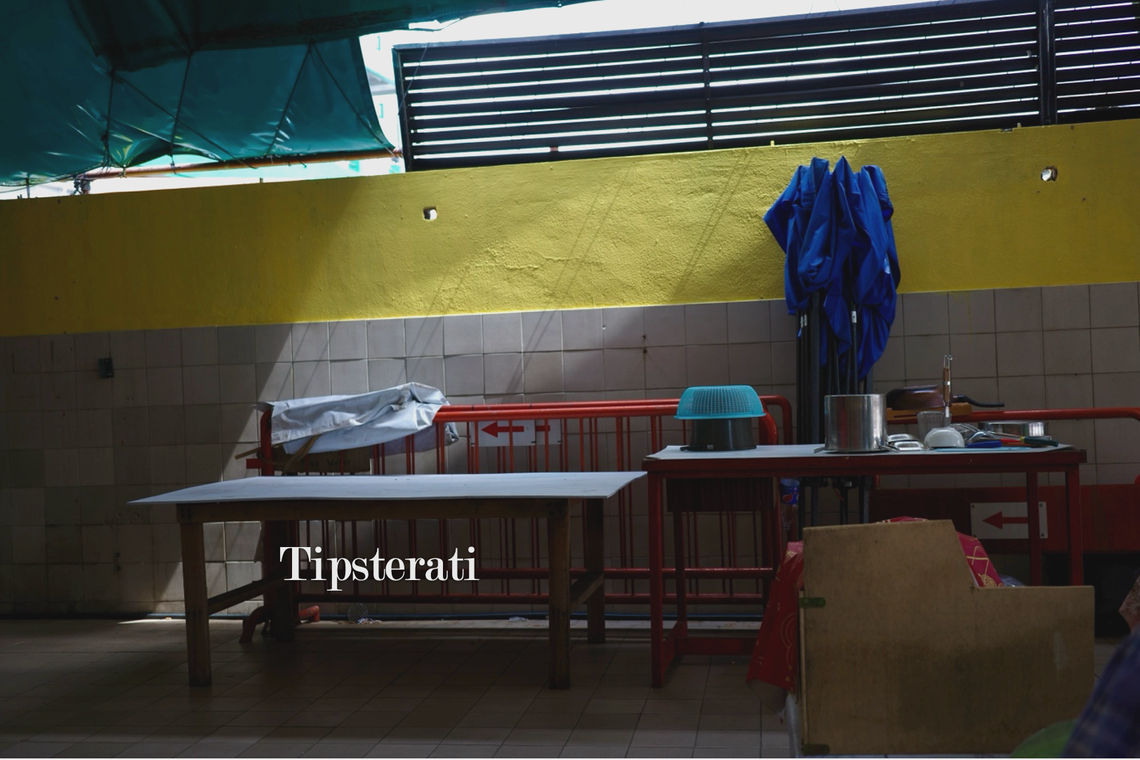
[247,396,792,611]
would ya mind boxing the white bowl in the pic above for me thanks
[924,427,965,449]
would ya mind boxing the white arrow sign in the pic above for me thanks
[475,421,562,448]
[970,501,1048,540]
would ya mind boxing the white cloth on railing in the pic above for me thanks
[256,383,458,455]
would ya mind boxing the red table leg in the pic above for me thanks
[1026,472,1042,586]
[1066,465,1084,585]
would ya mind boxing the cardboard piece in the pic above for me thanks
[800,520,1093,756]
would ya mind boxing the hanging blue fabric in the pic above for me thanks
[764,156,901,381]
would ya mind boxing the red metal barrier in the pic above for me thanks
[246,395,791,612]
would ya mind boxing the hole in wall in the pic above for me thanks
[423,207,437,220]
[1041,166,1058,182]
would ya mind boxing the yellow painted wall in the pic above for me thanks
[2,119,1139,336]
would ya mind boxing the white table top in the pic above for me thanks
[132,471,646,505]
[645,443,1074,461]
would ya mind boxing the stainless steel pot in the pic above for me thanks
[824,394,887,452]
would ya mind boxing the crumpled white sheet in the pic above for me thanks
[256,382,458,455]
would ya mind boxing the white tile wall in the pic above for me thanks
[2,286,1138,614]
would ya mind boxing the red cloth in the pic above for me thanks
[746,517,1002,691]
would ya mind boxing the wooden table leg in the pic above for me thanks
[264,520,296,642]
[547,505,571,689]
[648,475,666,688]
[179,520,212,687]
[585,499,606,645]
[1026,472,1042,586]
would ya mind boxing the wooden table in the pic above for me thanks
[642,444,1086,687]
[134,471,645,689]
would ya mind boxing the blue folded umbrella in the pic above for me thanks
[764,157,901,380]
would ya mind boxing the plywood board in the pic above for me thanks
[801,520,1092,756]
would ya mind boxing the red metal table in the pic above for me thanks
[642,444,1087,688]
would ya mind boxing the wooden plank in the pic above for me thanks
[264,520,296,642]
[206,572,286,615]
[584,499,605,645]
[179,523,211,687]
[568,572,604,611]
[800,520,1093,755]
[176,498,570,524]
[547,510,571,690]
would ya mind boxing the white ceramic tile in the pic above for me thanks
[407,356,445,389]
[292,323,330,362]
[145,329,182,368]
[564,351,605,393]
[185,444,222,485]
[148,406,186,446]
[563,309,604,350]
[994,331,1044,378]
[7,371,42,410]
[294,361,331,398]
[994,287,1043,332]
[1089,282,1139,328]
[74,332,111,370]
[181,327,218,366]
[902,335,950,381]
[1045,374,1095,409]
[445,355,485,396]
[11,525,46,564]
[256,363,293,402]
[642,305,686,348]
[948,333,997,378]
[7,410,43,448]
[901,292,949,336]
[603,349,644,391]
[185,404,221,444]
[727,301,770,344]
[75,372,113,410]
[182,365,221,405]
[483,313,523,354]
[948,290,995,334]
[113,447,150,484]
[523,312,563,352]
[685,345,730,387]
[76,408,112,448]
[996,375,1046,411]
[110,331,147,369]
[147,367,183,406]
[150,445,187,484]
[40,334,75,372]
[331,361,369,395]
[218,326,256,365]
[727,344,773,387]
[646,347,687,390]
[330,321,367,361]
[768,301,799,343]
[1090,327,1140,373]
[368,319,406,359]
[41,410,76,449]
[112,368,147,408]
[1097,463,1140,485]
[369,359,407,390]
[407,317,444,357]
[522,353,564,395]
[602,307,644,349]
[220,404,258,444]
[77,446,114,486]
[225,522,262,562]
[112,407,148,447]
[485,354,524,395]
[219,364,257,404]
[769,341,796,386]
[44,448,80,487]
[42,372,77,410]
[1042,284,1091,331]
[684,304,728,345]
[1092,372,1140,408]
[255,324,292,364]
[1042,329,1092,375]
[444,315,484,356]
[1094,419,1140,464]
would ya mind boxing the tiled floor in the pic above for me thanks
[0,618,791,759]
